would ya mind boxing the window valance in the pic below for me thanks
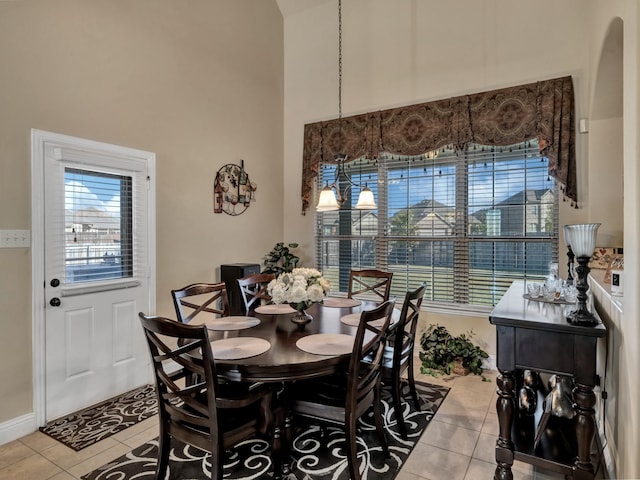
[301,76,576,214]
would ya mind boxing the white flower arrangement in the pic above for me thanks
[267,267,331,311]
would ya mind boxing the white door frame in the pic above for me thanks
[31,129,156,427]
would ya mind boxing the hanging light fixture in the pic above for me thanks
[316,0,377,212]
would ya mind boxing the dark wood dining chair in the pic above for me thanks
[237,273,275,314]
[138,313,275,480]
[381,282,427,439]
[290,299,396,480]
[171,282,230,324]
[347,269,393,302]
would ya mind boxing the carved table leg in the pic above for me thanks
[495,369,515,480]
[572,383,596,480]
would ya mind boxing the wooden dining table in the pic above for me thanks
[205,298,384,382]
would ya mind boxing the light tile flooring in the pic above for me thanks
[0,369,604,480]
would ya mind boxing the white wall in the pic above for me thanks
[0,0,284,431]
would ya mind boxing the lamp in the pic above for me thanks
[563,223,600,326]
[315,0,377,212]
[562,225,575,285]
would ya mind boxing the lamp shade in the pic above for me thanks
[563,223,600,257]
[316,186,340,212]
[354,186,377,210]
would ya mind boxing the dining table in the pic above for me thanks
[199,296,396,478]
[205,297,390,382]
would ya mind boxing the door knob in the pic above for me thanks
[50,297,61,307]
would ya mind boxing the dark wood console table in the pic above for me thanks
[489,280,606,480]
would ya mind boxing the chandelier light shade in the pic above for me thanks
[315,0,377,213]
[563,223,601,326]
[354,186,376,210]
[316,186,341,211]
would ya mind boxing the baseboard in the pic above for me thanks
[597,414,617,479]
[0,413,37,446]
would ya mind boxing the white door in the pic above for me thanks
[34,130,155,421]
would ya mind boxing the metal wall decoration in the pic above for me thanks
[213,160,257,216]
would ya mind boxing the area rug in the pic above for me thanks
[40,384,157,451]
[82,382,449,480]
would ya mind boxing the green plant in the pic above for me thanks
[419,324,489,380]
[262,242,300,276]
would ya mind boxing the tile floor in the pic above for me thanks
[0,369,604,480]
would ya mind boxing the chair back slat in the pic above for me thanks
[237,273,275,313]
[348,269,393,301]
[171,282,230,323]
[346,299,395,411]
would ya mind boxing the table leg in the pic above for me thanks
[572,383,596,480]
[495,369,515,480]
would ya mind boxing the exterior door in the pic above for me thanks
[35,130,155,421]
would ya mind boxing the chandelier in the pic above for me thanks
[316,0,377,212]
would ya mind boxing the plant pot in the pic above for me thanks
[452,358,470,376]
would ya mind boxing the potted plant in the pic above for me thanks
[419,324,489,380]
[262,242,300,276]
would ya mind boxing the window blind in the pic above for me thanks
[316,140,558,309]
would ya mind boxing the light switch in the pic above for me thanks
[0,229,31,248]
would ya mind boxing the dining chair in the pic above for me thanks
[237,273,275,314]
[381,282,427,439]
[347,269,394,302]
[290,299,396,480]
[138,313,275,480]
[171,282,230,324]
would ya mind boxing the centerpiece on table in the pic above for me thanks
[267,267,331,325]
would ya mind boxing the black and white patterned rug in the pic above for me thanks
[40,384,157,451]
[82,382,449,480]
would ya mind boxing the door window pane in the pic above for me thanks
[64,168,133,283]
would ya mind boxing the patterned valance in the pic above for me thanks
[301,76,576,214]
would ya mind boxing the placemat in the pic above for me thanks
[254,304,296,314]
[296,333,354,355]
[210,337,271,359]
[339,313,386,328]
[205,316,260,331]
[322,297,362,308]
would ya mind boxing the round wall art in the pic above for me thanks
[213,161,257,216]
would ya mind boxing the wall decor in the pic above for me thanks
[589,247,623,270]
[214,160,257,216]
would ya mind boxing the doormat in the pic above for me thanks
[40,384,157,451]
[81,381,449,480]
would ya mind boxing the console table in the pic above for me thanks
[489,280,606,480]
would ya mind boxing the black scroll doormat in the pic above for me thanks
[81,381,449,480]
[40,384,157,451]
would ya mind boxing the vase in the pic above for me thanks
[291,308,313,325]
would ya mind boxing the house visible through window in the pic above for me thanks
[315,140,558,309]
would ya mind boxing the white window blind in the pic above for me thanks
[316,140,558,309]
[64,168,139,284]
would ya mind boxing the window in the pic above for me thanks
[316,140,558,309]
[64,169,133,283]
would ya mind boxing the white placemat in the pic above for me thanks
[210,337,271,360]
[254,304,296,314]
[339,313,386,328]
[322,297,362,308]
[205,316,260,331]
[296,333,354,355]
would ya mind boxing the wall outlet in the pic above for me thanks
[0,229,31,248]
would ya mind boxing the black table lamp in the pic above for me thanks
[563,223,600,326]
